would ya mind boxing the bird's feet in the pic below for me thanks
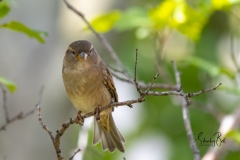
[94,106,101,121]
[110,98,115,112]
[76,111,84,126]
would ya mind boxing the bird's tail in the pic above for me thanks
[93,113,125,152]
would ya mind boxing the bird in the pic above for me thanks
[62,40,125,153]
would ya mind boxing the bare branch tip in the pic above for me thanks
[154,73,160,80]
[69,149,81,160]
[128,104,133,108]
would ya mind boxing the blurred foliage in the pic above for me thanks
[89,10,121,33]
[0,76,16,93]
[83,0,240,160]
[0,21,48,44]
[90,0,240,40]
[0,1,47,43]
[0,1,47,92]
[219,86,240,95]
[0,3,10,18]
[187,56,235,78]
[227,130,240,144]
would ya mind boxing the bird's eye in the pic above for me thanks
[71,51,75,55]
[90,49,93,54]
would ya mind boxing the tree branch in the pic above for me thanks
[36,87,81,160]
[69,149,81,160]
[0,84,37,131]
[35,1,223,159]
[36,49,221,160]
[110,68,178,90]
[172,61,201,160]
[0,84,9,122]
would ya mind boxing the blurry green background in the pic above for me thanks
[1,0,240,160]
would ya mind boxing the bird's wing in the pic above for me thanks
[99,61,118,103]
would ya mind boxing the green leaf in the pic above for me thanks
[226,130,240,144]
[0,21,48,43]
[149,0,177,29]
[211,0,233,9]
[211,0,240,10]
[171,2,210,40]
[90,10,121,33]
[149,1,211,40]
[187,56,235,78]
[0,3,10,18]
[115,7,153,32]
[0,76,17,93]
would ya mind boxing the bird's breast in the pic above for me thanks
[62,66,111,114]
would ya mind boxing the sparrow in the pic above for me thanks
[62,40,125,152]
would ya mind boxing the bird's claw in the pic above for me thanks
[95,106,101,121]
[76,111,84,126]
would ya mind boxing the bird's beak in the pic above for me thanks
[78,52,88,60]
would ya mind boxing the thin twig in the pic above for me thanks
[134,49,143,96]
[230,35,240,86]
[69,149,81,160]
[81,58,221,120]
[230,35,240,72]
[36,87,62,160]
[107,65,127,74]
[36,87,81,160]
[110,70,178,90]
[138,82,178,90]
[172,61,181,89]
[172,61,201,160]
[55,117,80,156]
[37,106,80,160]
[36,107,55,144]
[0,84,9,122]
[110,71,133,83]
[36,87,55,144]
[80,83,221,119]
[144,73,160,94]
[187,83,222,97]
[0,108,37,131]
[0,84,38,131]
